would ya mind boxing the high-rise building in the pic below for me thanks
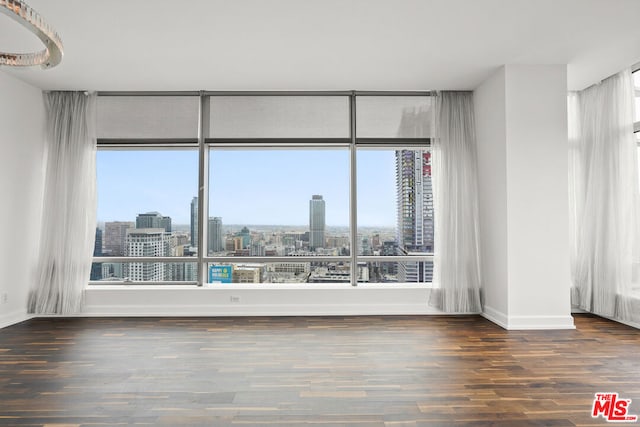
[124,228,171,281]
[250,241,265,256]
[380,240,399,277]
[236,226,251,249]
[226,237,243,252]
[104,221,135,256]
[396,150,434,282]
[371,234,381,251]
[103,221,135,280]
[309,195,325,250]
[360,235,372,256]
[90,227,103,280]
[168,261,197,282]
[232,264,263,283]
[159,216,171,233]
[136,212,171,232]
[208,217,224,254]
[190,196,198,247]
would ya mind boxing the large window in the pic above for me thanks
[357,148,433,283]
[92,150,198,283]
[92,92,434,286]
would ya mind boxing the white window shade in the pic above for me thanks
[97,96,199,139]
[209,96,350,138]
[356,96,433,138]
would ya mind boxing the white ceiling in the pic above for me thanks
[1,0,640,91]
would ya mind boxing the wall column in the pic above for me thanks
[475,64,574,329]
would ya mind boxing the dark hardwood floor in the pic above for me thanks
[0,314,639,426]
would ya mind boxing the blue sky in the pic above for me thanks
[97,149,397,227]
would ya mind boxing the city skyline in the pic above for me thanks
[92,149,434,283]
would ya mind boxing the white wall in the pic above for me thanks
[0,71,45,328]
[475,66,509,319]
[83,285,440,316]
[475,65,574,329]
[504,65,571,323]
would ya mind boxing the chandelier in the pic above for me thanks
[0,0,63,68]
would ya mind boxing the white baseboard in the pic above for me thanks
[80,303,444,317]
[483,306,575,330]
[0,309,30,329]
[505,314,575,330]
[482,305,509,328]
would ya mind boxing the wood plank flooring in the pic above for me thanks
[0,314,639,426]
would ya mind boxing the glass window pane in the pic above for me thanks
[209,96,350,138]
[90,262,197,282]
[356,96,433,138]
[97,96,199,139]
[93,150,198,282]
[208,149,350,258]
[206,262,357,284]
[362,260,434,284]
[357,148,433,283]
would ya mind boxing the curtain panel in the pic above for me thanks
[430,91,483,313]
[28,92,97,314]
[569,69,640,322]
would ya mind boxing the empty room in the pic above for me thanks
[1,1,640,426]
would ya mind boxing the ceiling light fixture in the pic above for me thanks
[0,0,63,69]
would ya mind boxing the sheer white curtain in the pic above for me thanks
[569,70,640,321]
[430,91,482,313]
[28,92,97,314]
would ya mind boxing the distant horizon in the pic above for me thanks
[95,221,396,232]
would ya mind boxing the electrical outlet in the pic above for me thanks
[230,295,240,303]
[1,293,7,304]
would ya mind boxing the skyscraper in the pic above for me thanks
[190,196,198,247]
[124,228,171,281]
[103,221,135,280]
[208,217,224,254]
[309,195,325,251]
[396,150,434,282]
[236,226,251,249]
[104,221,135,256]
[136,212,171,232]
[90,227,103,280]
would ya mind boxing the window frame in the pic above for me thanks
[633,66,640,183]
[634,65,640,133]
[91,91,435,287]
